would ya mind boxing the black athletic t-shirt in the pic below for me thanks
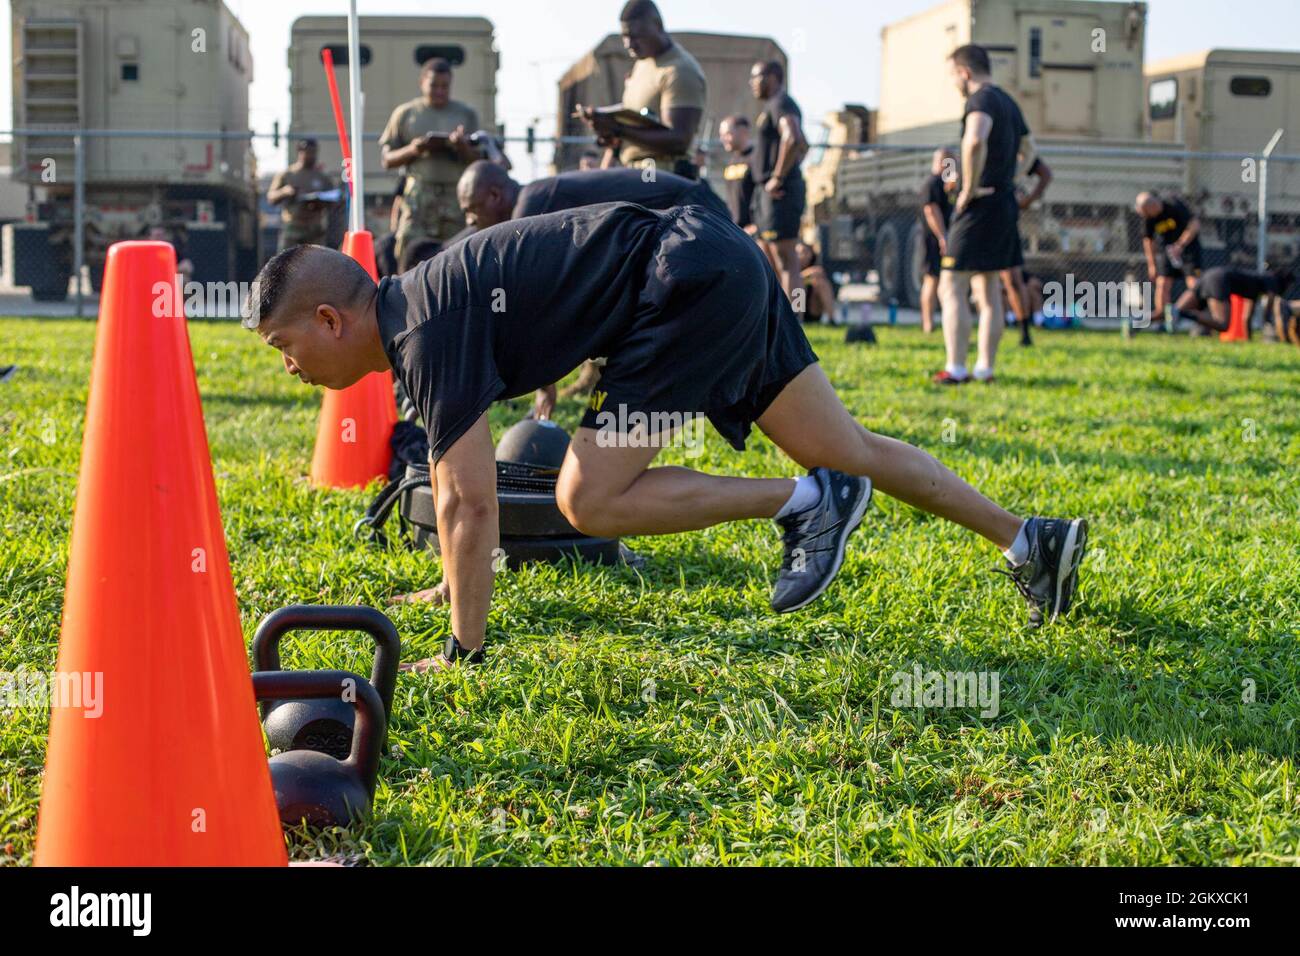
[1143,197,1195,246]
[375,203,668,461]
[919,173,953,229]
[1195,266,1277,305]
[751,92,803,185]
[512,167,727,220]
[961,84,1029,191]
[724,146,756,227]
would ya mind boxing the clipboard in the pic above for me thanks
[582,105,669,131]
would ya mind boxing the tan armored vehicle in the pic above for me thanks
[287,15,498,237]
[556,32,786,185]
[6,0,257,299]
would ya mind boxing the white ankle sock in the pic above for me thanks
[774,475,821,520]
[973,365,994,381]
[945,363,968,379]
[1003,521,1030,566]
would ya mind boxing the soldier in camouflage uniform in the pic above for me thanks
[380,58,483,264]
[268,138,336,251]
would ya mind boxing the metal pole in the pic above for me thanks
[73,133,85,318]
[1258,128,1283,274]
[347,0,364,234]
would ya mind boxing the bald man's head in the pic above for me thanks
[931,147,955,176]
[457,160,520,229]
[244,244,382,390]
[1135,191,1163,218]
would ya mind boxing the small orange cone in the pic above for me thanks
[309,230,397,489]
[35,241,286,867]
[1220,294,1250,342]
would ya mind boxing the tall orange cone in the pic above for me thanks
[309,230,397,489]
[1220,293,1250,342]
[35,241,286,866]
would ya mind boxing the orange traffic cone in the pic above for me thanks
[1220,294,1250,342]
[35,241,286,867]
[308,230,397,489]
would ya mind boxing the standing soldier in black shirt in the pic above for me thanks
[935,44,1036,385]
[1136,191,1204,328]
[719,115,757,235]
[749,60,809,307]
[245,203,1088,669]
[919,148,955,335]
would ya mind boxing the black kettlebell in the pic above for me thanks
[253,605,400,760]
[252,669,384,828]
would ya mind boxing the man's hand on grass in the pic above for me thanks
[400,655,453,674]
[388,580,450,605]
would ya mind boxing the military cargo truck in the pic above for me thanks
[1145,49,1300,265]
[811,0,1300,308]
[810,0,1184,307]
[556,32,786,184]
[287,15,498,238]
[5,0,257,300]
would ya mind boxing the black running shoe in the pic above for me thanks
[998,517,1088,627]
[932,369,969,385]
[770,468,872,613]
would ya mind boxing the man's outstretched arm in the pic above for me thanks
[434,413,499,652]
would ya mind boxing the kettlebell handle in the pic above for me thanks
[251,669,385,799]
[252,605,400,722]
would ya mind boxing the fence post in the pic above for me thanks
[1258,129,1283,275]
[73,133,85,318]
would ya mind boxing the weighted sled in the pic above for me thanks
[409,527,624,568]
[401,481,577,539]
[495,417,570,470]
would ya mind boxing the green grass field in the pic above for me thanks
[2,316,1298,865]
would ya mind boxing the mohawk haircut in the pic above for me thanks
[242,244,373,331]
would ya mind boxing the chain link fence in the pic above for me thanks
[0,127,593,317]
[2,128,1298,326]
[807,139,1300,326]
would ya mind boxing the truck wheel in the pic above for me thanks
[874,221,902,305]
[904,222,927,309]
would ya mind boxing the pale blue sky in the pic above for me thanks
[4,0,1298,179]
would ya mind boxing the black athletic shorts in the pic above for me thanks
[942,190,1022,273]
[924,231,943,278]
[579,204,818,451]
[752,175,807,243]
[1156,238,1203,279]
